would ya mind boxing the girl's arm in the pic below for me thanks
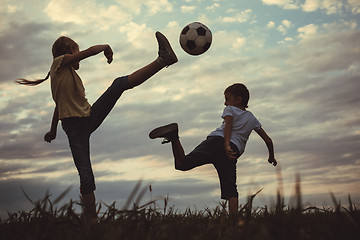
[44,106,59,143]
[255,127,277,166]
[61,44,113,68]
[223,115,237,160]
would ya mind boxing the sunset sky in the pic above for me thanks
[1,0,359,216]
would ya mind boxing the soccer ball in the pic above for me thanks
[179,22,212,56]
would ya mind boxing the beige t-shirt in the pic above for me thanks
[50,55,91,119]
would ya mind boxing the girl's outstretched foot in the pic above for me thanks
[156,32,178,68]
[149,123,179,144]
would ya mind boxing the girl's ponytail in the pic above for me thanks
[16,36,78,86]
[16,71,50,86]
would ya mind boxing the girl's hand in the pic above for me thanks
[268,157,277,166]
[44,130,56,143]
[225,145,237,160]
[104,45,113,64]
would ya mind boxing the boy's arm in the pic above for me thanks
[255,127,277,166]
[44,106,59,143]
[223,115,237,160]
[61,44,113,67]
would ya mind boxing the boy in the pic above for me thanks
[149,83,277,214]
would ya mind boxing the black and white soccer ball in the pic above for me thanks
[179,22,212,56]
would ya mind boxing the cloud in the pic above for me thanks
[277,37,294,44]
[5,4,18,13]
[277,19,292,35]
[0,21,53,83]
[222,9,253,23]
[264,0,360,15]
[144,0,173,15]
[302,0,321,12]
[262,0,299,9]
[181,5,196,13]
[114,0,143,15]
[302,0,345,15]
[294,21,360,73]
[206,3,220,11]
[45,0,132,30]
[114,0,173,16]
[213,30,249,52]
[297,23,318,39]
[118,22,155,50]
[232,37,247,50]
[267,21,276,29]
[348,0,360,14]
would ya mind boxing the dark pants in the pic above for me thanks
[176,136,241,200]
[61,76,129,194]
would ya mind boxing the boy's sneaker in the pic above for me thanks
[149,123,179,144]
[156,31,178,67]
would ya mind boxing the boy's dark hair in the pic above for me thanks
[225,83,250,108]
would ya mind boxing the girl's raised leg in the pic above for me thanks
[127,60,163,88]
[127,32,177,89]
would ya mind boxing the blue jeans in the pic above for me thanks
[61,76,129,194]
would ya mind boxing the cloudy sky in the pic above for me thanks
[1,0,359,217]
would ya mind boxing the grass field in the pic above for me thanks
[1,181,359,240]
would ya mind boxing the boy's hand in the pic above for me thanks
[104,45,113,64]
[268,157,277,166]
[225,145,238,160]
[44,130,56,143]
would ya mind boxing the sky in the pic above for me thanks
[0,0,359,217]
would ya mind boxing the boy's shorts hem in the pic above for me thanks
[221,193,239,200]
[179,136,240,201]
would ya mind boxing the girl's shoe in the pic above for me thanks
[156,32,178,67]
[149,123,179,144]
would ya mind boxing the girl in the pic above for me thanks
[16,32,178,220]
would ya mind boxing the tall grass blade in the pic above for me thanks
[20,186,34,205]
[295,173,302,211]
[330,192,341,212]
[275,163,285,214]
[348,194,354,213]
[42,189,50,211]
[243,188,263,219]
[276,163,284,200]
[276,189,285,213]
[53,186,73,205]
[122,179,142,210]
[134,184,149,210]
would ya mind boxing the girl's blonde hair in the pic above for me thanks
[16,36,79,86]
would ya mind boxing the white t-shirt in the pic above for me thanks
[208,105,261,155]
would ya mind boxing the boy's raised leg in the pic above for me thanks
[149,123,185,168]
[171,138,185,169]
